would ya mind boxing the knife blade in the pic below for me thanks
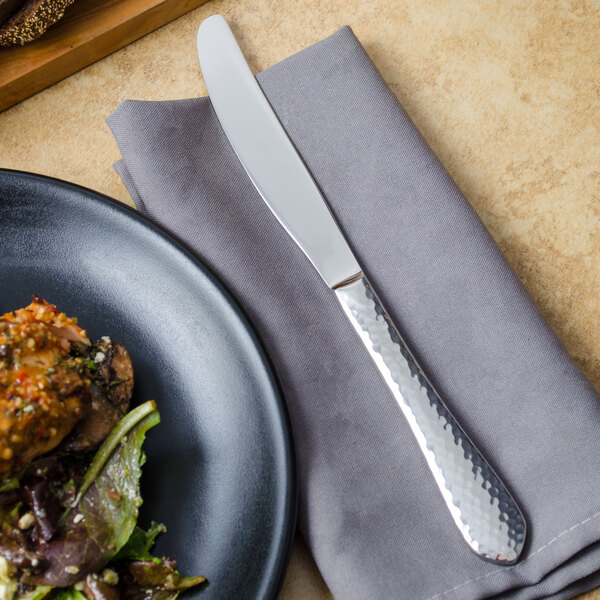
[197,14,526,564]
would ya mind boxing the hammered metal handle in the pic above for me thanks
[334,275,526,563]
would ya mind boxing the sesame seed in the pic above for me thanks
[17,512,35,530]
[101,568,119,585]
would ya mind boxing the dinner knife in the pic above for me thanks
[197,14,526,564]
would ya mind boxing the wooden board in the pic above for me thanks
[0,0,210,112]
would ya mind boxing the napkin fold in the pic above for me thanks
[107,26,600,600]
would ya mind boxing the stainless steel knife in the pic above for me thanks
[197,14,526,564]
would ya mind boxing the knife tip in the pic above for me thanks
[198,13,227,36]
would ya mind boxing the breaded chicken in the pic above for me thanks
[0,298,91,473]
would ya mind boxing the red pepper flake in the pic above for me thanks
[105,490,122,501]
[15,370,28,384]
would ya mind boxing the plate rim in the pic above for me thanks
[0,167,298,600]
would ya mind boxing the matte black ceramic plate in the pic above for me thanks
[0,169,296,600]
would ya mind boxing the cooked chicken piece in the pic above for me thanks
[61,338,134,452]
[0,298,91,474]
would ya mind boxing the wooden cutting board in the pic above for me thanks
[0,0,210,112]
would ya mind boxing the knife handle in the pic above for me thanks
[334,275,526,563]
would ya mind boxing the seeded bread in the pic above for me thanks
[0,0,76,46]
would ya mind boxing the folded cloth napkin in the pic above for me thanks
[107,26,600,600]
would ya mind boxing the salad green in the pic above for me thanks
[0,401,205,600]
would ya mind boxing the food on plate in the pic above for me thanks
[0,298,205,599]
[0,298,132,473]
[0,0,77,46]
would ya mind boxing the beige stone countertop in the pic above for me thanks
[1,1,599,598]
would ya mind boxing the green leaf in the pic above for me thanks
[51,588,87,600]
[17,586,53,600]
[113,521,167,562]
[0,478,19,492]
[73,400,158,506]
[23,402,160,587]
[122,559,206,600]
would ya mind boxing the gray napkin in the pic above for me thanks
[107,26,600,600]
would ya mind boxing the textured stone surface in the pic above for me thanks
[0,1,599,598]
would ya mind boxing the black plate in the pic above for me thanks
[0,169,296,599]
